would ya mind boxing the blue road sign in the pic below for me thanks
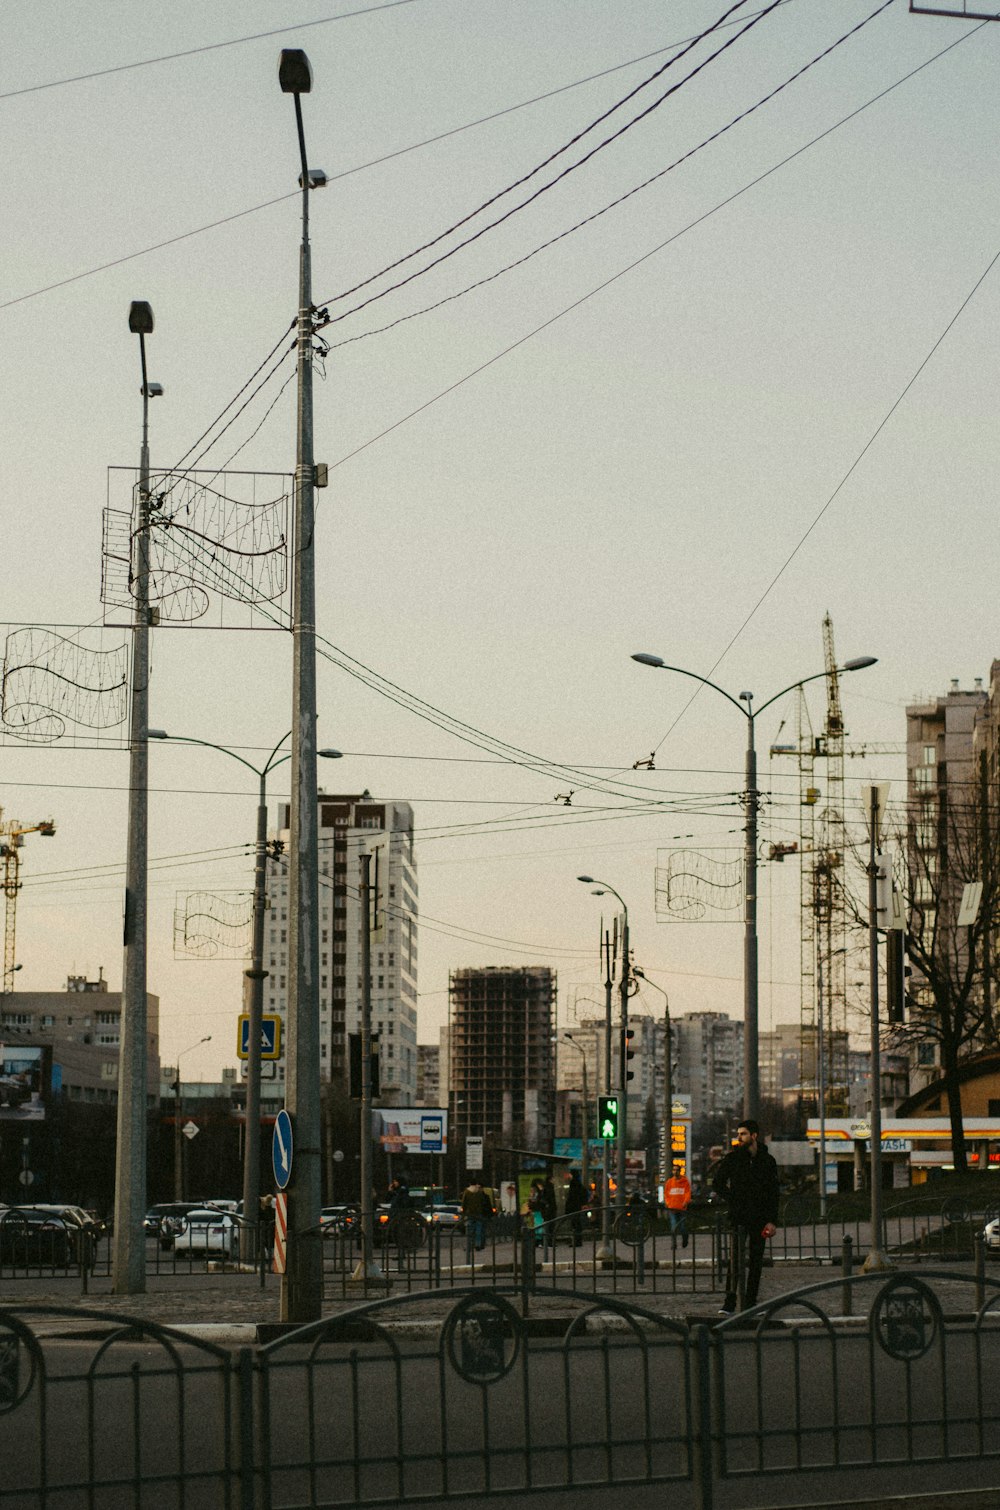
[237,1013,282,1060]
[420,1115,444,1153]
[272,1109,293,1190]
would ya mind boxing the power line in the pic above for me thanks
[316,0,779,322]
[327,0,895,353]
[0,6,795,313]
[0,0,426,102]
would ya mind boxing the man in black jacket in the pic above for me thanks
[712,1119,780,1314]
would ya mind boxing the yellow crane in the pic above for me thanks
[0,812,56,992]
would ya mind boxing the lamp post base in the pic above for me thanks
[862,1247,894,1273]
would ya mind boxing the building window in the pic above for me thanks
[923,745,936,765]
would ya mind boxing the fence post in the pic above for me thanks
[519,1230,536,1315]
[691,1324,715,1510]
[975,1230,985,1312]
[237,1347,258,1510]
[841,1234,853,1317]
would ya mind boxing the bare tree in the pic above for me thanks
[886,775,997,1173]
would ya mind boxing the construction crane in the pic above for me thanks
[770,614,856,1114]
[0,812,56,992]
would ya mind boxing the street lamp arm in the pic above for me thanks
[631,656,749,720]
[577,876,627,920]
[752,660,874,720]
[150,732,264,780]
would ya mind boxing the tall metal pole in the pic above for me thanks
[599,929,614,1258]
[616,909,630,1209]
[112,302,155,1295]
[864,784,892,1271]
[563,1034,590,1197]
[241,771,269,1263]
[631,656,877,1125]
[353,851,380,1278]
[281,50,322,1323]
[816,950,828,1220]
[743,704,760,1121]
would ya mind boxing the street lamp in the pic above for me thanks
[173,1034,212,1200]
[112,299,163,1296]
[279,46,328,1324]
[631,651,877,1120]
[150,731,341,1259]
[577,876,631,1215]
[632,967,672,1188]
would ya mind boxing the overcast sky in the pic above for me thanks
[2,0,997,1084]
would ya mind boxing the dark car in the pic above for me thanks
[0,1205,96,1267]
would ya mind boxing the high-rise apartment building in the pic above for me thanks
[449,966,555,1149]
[905,680,986,1093]
[271,793,418,1102]
[671,1011,743,1128]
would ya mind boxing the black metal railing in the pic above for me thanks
[5,1270,1000,1508]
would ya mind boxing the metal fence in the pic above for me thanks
[3,1270,1000,1509]
[1,1197,996,1299]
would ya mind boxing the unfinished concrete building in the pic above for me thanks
[449,966,556,1153]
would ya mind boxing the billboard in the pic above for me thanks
[372,1107,449,1155]
[0,1044,51,1121]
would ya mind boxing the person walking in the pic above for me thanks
[564,1169,587,1247]
[712,1119,779,1314]
[663,1165,692,1247]
[461,1179,492,1252]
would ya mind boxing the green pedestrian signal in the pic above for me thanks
[598,1095,619,1140]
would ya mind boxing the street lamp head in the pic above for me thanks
[577,874,595,884]
[299,168,328,190]
[128,301,154,335]
[278,48,312,93]
[148,729,169,740]
[739,691,753,703]
[318,748,343,759]
[843,656,878,672]
[144,382,164,399]
[631,653,665,668]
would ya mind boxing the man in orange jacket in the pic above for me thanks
[663,1166,691,1247]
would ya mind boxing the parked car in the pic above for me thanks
[0,1205,91,1267]
[320,1205,359,1236]
[983,1214,1000,1256]
[172,1209,239,1258]
[144,1202,203,1249]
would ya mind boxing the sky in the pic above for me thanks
[2,0,998,1086]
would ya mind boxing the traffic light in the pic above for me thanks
[622,1027,635,1083]
[598,1095,619,1140]
[348,1032,381,1098]
[887,931,910,1024]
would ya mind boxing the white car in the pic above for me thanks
[983,1216,1000,1255]
[173,1209,238,1257]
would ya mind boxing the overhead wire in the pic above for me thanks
[0,0,427,102]
[0,5,796,313]
[315,0,780,323]
[325,0,896,353]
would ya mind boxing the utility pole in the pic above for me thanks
[279,48,324,1324]
[112,300,157,1295]
[598,927,614,1259]
[864,784,892,1272]
[241,771,270,1263]
[353,851,380,1279]
[616,910,630,1210]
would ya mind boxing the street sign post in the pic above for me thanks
[272,1109,293,1190]
[465,1136,484,1171]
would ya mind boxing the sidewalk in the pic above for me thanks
[0,1255,988,1342]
